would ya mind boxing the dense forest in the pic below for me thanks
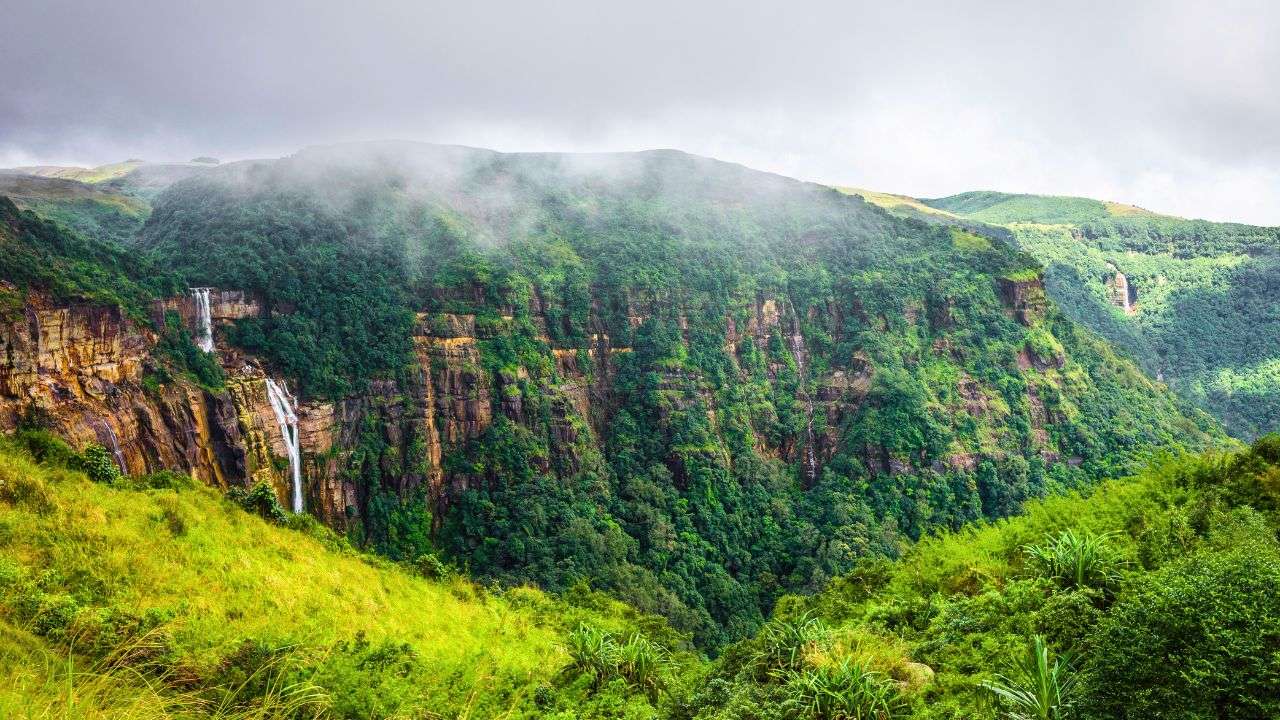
[134,143,1221,647]
[916,191,1280,440]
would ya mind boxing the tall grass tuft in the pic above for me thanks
[981,635,1077,720]
[1023,529,1123,591]
[563,624,670,700]
[778,657,902,720]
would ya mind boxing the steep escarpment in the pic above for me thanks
[119,143,1223,646]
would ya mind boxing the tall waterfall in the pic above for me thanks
[788,330,818,485]
[190,288,214,353]
[265,378,303,513]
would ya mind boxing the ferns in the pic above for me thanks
[1023,530,1123,591]
[981,635,1077,720]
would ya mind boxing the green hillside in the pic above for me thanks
[136,143,1223,647]
[0,433,686,719]
[857,190,1280,440]
[689,434,1280,719]
[0,173,150,246]
[3,409,1275,719]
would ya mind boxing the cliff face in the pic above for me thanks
[0,271,1113,528]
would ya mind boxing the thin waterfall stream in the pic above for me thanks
[788,329,818,485]
[265,378,303,513]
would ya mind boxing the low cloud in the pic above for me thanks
[2,0,1277,223]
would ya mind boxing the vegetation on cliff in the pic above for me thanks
[916,191,1280,440]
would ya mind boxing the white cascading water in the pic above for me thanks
[94,418,127,474]
[789,330,818,485]
[264,378,303,513]
[1115,272,1132,313]
[190,288,215,352]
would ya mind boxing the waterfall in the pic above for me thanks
[94,419,127,474]
[788,330,818,485]
[265,378,303,513]
[190,288,214,352]
[1115,272,1132,313]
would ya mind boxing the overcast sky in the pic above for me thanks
[2,0,1278,223]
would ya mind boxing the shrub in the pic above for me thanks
[227,482,288,524]
[563,624,671,700]
[1023,530,1123,591]
[76,443,123,484]
[981,635,1077,720]
[778,657,902,720]
[749,614,832,677]
[1079,547,1280,719]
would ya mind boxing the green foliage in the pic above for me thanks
[0,196,169,319]
[154,310,225,391]
[691,436,1280,719]
[981,635,1077,720]
[226,481,288,523]
[564,623,673,701]
[1022,530,1123,591]
[920,191,1280,439]
[778,658,902,720]
[0,435,684,719]
[1078,546,1280,719]
[76,443,122,484]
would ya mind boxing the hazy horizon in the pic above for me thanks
[3,0,1278,224]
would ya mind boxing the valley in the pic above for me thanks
[0,144,1276,718]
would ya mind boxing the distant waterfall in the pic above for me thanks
[265,378,303,513]
[788,330,818,485]
[1114,272,1132,313]
[190,288,214,352]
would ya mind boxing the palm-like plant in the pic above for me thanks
[750,613,831,676]
[1023,529,1123,591]
[982,635,1077,720]
[564,624,619,688]
[563,624,671,699]
[779,657,902,720]
[616,633,669,701]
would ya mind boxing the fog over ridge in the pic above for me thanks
[2,0,1278,223]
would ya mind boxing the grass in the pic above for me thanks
[834,187,963,222]
[0,436,677,718]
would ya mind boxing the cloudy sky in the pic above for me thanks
[2,0,1278,223]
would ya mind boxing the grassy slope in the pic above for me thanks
[12,161,145,184]
[0,174,150,246]
[0,437,679,719]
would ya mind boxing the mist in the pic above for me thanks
[2,0,1278,223]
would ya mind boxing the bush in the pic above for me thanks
[563,624,671,700]
[981,635,1077,720]
[778,657,902,720]
[227,482,288,524]
[76,444,122,485]
[1079,547,1280,718]
[1023,530,1123,592]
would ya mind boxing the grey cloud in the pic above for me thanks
[1,0,1278,222]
